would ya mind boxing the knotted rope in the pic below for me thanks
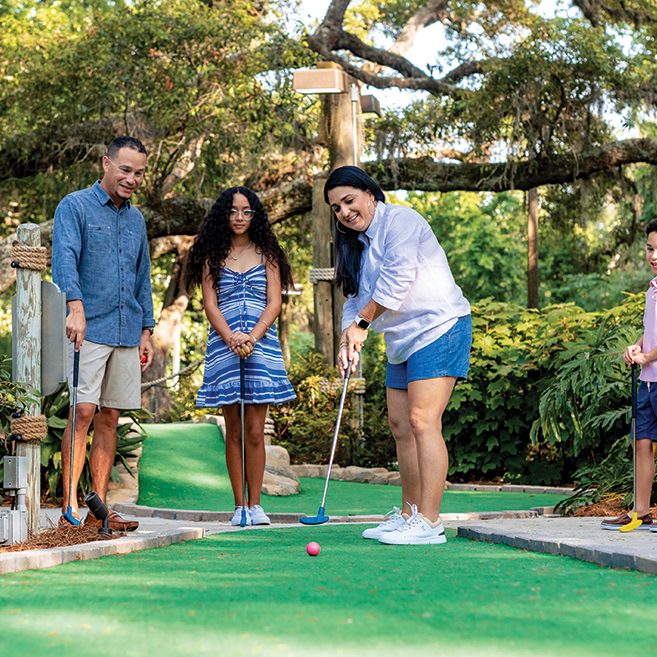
[309,267,335,283]
[9,414,48,443]
[11,243,48,271]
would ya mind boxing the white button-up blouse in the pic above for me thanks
[341,201,470,364]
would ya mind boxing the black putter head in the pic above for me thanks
[84,491,112,535]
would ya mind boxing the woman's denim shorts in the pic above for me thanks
[385,315,472,390]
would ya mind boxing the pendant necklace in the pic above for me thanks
[228,242,252,261]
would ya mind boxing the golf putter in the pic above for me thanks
[300,360,353,525]
[621,363,642,532]
[63,349,81,526]
[239,357,247,528]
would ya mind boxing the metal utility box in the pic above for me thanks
[3,456,27,489]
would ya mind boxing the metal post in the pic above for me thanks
[13,223,42,536]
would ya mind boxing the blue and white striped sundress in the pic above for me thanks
[196,264,296,407]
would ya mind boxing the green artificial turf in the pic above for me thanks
[138,423,565,514]
[2,526,656,657]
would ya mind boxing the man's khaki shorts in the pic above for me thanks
[67,341,141,410]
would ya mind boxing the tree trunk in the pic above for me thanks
[527,188,539,309]
[141,237,193,419]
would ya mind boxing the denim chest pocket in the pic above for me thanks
[86,223,112,253]
[121,229,140,260]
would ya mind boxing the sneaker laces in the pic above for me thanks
[250,505,264,513]
[380,506,402,527]
[396,504,422,532]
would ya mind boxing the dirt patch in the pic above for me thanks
[0,524,123,553]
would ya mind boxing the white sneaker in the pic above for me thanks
[249,504,271,525]
[231,506,251,526]
[361,507,406,540]
[378,505,446,545]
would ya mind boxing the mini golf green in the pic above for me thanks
[138,423,566,514]
[2,525,656,657]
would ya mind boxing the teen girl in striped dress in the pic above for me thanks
[185,187,295,526]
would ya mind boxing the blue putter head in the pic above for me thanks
[300,506,329,525]
[62,507,81,526]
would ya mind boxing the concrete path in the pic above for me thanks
[458,516,657,574]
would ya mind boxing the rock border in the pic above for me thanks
[112,502,554,525]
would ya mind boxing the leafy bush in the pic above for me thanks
[554,437,632,515]
[270,351,361,466]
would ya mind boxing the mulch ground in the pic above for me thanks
[0,524,123,553]
[572,498,657,517]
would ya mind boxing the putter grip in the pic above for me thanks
[73,349,80,388]
[631,363,638,418]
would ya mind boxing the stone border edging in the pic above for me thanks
[0,526,204,576]
[446,483,572,494]
[113,502,554,524]
[456,522,657,575]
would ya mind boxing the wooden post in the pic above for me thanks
[311,175,335,366]
[527,188,539,309]
[314,63,362,362]
[14,223,42,536]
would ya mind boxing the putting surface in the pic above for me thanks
[2,526,656,657]
[138,423,566,514]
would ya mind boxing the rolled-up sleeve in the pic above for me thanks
[135,223,155,330]
[52,196,83,302]
[370,217,420,311]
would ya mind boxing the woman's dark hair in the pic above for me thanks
[647,219,657,236]
[185,186,293,293]
[324,166,385,296]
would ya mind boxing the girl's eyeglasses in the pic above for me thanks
[229,209,255,220]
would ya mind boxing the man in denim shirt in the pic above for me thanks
[52,136,155,531]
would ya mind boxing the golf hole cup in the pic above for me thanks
[306,541,321,557]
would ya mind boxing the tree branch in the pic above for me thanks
[367,138,657,192]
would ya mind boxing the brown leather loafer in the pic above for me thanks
[600,512,652,530]
[84,509,139,532]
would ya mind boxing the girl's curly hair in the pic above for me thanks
[185,186,293,292]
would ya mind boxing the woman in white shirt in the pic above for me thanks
[324,165,471,546]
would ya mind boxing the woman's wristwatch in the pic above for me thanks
[354,314,371,330]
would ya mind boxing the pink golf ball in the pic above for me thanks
[306,541,321,557]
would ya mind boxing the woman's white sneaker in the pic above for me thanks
[249,505,271,525]
[231,506,251,526]
[361,507,406,540]
[378,505,446,545]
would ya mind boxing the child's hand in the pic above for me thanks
[230,331,255,358]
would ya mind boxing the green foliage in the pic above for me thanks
[409,191,527,303]
[529,294,642,456]
[269,351,360,466]
[0,356,39,444]
[554,437,633,515]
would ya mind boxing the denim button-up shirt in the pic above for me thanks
[52,181,155,347]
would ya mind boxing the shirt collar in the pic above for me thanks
[363,201,386,242]
[92,180,131,209]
